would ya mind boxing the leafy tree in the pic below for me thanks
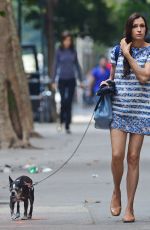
[20,0,150,76]
[24,0,116,44]
[18,0,150,46]
[54,0,116,44]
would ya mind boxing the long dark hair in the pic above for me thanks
[123,13,148,76]
[60,31,75,50]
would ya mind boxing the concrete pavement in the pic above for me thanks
[0,105,150,229]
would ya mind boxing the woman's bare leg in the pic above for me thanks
[123,133,144,221]
[110,129,127,215]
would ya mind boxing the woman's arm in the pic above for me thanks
[120,38,150,84]
[124,54,150,83]
[109,64,116,80]
[100,65,116,85]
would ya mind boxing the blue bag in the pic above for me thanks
[94,80,115,129]
[94,94,113,129]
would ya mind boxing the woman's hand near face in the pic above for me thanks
[120,38,150,83]
[120,38,132,58]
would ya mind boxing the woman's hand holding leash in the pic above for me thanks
[100,80,109,87]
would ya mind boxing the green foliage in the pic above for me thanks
[23,0,116,45]
[106,0,150,41]
[55,0,116,44]
[19,0,150,46]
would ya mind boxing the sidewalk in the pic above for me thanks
[0,104,150,229]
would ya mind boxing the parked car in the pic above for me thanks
[21,44,55,122]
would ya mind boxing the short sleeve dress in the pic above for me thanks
[110,45,150,135]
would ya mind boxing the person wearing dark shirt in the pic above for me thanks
[52,31,83,134]
[89,56,110,97]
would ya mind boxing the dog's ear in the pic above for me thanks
[9,176,13,185]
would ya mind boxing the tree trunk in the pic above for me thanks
[46,0,55,77]
[0,0,33,148]
[45,0,57,121]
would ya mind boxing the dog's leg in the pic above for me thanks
[28,188,34,219]
[16,202,20,219]
[10,200,15,220]
[21,200,28,220]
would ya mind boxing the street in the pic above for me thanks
[1,1,150,229]
[0,105,150,230]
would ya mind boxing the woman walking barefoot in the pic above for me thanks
[101,13,150,223]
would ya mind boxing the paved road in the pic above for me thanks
[0,109,150,229]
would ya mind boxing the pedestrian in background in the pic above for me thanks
[101,13,150,223]
[52,31,83,134]
[88,56,110,102]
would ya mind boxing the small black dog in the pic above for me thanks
[9,176,34,220]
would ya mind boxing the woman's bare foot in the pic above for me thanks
[110,189,121,216]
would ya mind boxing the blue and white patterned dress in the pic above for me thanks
[110,45,150,135]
